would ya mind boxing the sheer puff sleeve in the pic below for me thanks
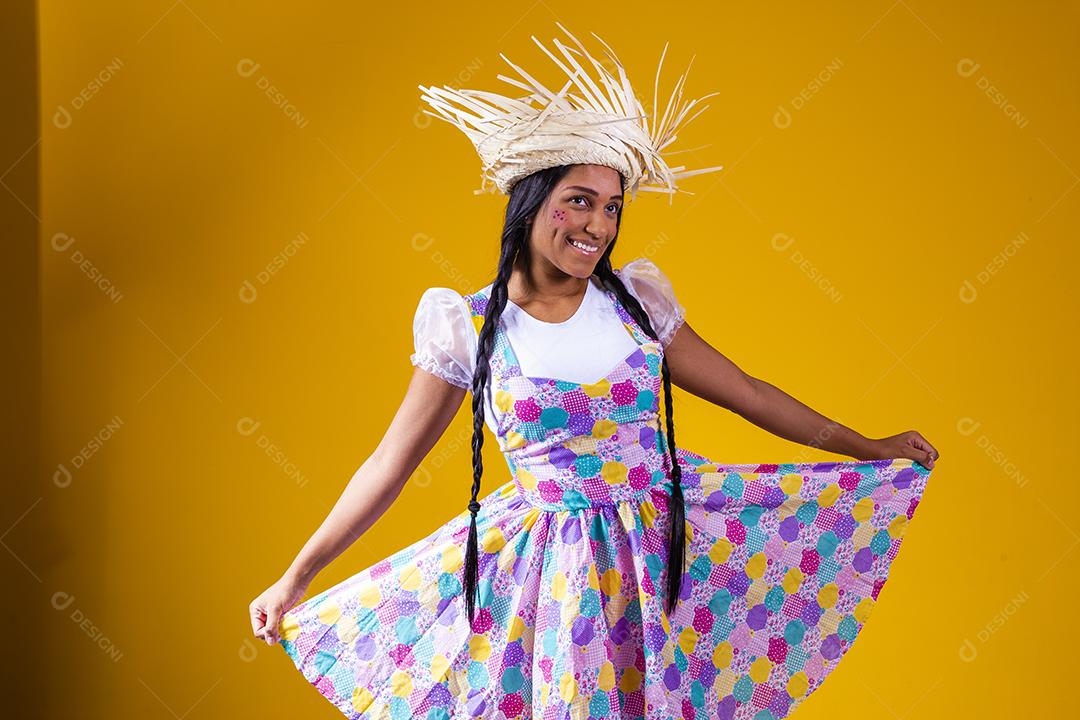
[618,257,686,347]
[409,287,476,389]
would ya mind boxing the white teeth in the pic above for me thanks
[568,238,598,253]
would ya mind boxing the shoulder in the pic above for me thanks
[412,287,474,328]
[617,256,669,280]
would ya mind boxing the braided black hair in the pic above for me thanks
[462,165,686,625]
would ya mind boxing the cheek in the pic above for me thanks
[551,209,567,223]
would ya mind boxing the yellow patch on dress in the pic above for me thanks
[521,507,540,530]
[601,568,622,596]
[818,483,841,507]
[817,583,839,609]
[559,671,578,701]
[481,527,506,553]
[783,567,804,594]
[441,545,463,573]
[786,671,809,699]
[619,666,642,692]
[750,656,772,683]
[745,552,768,579]
[279,612,300,641]
[358,584,381,608]
[712,640,733,668]
[852,497,875,522]
[780,473,803,494]
[854,596,875,623]
[391,670,412,697]
[597,661,616,691]
[317,601,341,625]
[399,563,422,591]
[678,627,699,654]
[639,500,657,528]
[591,418,618,440]
[582,379,611,398]
[516,468,538,490]
[601,461,628,485]
[351,687,375,714]
[469,634,491,661]
[709,538,732,564]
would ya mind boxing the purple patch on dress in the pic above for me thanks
[549,446,576,469]
[513,554,529,583]
[639,426,655,448]
[704,491,728,512]
[853,546,875,573]
[503,640,524,666]
[572,615,594,645]
[428,683,452,706]
[466,688,487,716]
[800,600,822,627]
[779,515,801,542]
[625,348,646,368]
[645,623,667,652]
[811,462,838,473]
[398,596,420,616]
[611,616,632,645]
[747,603,769,630]
[761,486,786,509]
[833,513,857,540]
[354,634,377,660]
[727,570,750,596]
[892,467,916,489]
[437,598,458,625]
[567,412,594,435]
[769,687,792,716]
[716,695,737,720]
[663,663,681,690]
[820,633,842,660]
[698,661,717,688]
[560,519,583,545]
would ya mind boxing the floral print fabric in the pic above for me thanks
[277,268,933,720]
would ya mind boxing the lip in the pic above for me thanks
[565,236,601,255]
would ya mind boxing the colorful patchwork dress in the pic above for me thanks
[277,259,934,720]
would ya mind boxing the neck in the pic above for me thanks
[508,254,591,306]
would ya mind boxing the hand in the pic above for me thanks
[859,430,939,469]
[249,574,310,646]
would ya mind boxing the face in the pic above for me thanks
[527,164,624,277]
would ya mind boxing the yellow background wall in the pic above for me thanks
[5,0,1075,717]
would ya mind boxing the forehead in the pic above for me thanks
[557,164,623,193]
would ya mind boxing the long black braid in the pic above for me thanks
[462,165,686,624]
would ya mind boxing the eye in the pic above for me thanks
[569,195,588,206]
[606,203,621,214]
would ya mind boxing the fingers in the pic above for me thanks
[249,603,266,637]
[906,432,938,469]
[264,606,282,645]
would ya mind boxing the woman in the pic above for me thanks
[251,26,939,720]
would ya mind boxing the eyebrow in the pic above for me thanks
[565,185,623,201]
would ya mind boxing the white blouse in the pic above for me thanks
[409,257,685,435]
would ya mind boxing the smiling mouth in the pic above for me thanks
[566,236,600,255]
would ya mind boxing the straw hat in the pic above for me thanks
[418,23,723,203]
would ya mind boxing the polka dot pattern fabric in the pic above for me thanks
[277,270,934,719]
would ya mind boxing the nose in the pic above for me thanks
[584,212,610,241]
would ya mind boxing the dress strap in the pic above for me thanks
[461,290,524,383]
[605,271,656,347]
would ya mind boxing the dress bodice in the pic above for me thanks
[462,280,675,512]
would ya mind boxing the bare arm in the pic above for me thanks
[663,320,936,464]
[281,367,467,585]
